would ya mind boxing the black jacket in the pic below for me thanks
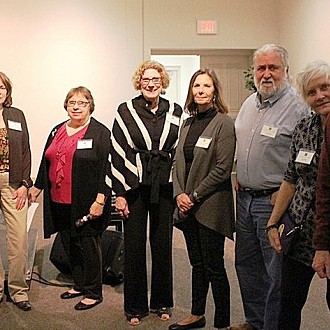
[34,117,112,238]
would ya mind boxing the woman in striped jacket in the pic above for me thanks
[110,60,184,326]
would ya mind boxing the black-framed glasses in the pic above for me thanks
[141,77,162,86]
[67,101,89,107]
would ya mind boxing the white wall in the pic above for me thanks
[279,0,330,79]
[3,0,330,177]
[143,0,279,56]
[1,0,143,176]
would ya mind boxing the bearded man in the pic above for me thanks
[230,44,310,330]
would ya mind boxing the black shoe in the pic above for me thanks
[60,291,83,299]
[74,298,103,310]
[169,316,206,330]
[15,300,32,311]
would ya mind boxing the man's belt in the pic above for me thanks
[240,187,279,198]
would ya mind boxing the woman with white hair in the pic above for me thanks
[267,60,330,329]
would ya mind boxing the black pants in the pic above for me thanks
[182,217,230,328]
[279,254,330,330]
[123,185,174,316]
[60,229,103,300]
[52,202,103,300]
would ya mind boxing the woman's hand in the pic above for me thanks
[28,186,42,204]
[115,196,129,218]
[267,225,282,253]
[89,201,104,219]
[176,193,194,213]
[312,251,330,279]
[89,193,107,219]
[13,186,28,210]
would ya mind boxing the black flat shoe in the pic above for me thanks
[60,291,83,299]
[169,316,206,330]
[74,298,103,310]
[15,300,32,311]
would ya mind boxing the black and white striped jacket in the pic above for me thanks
[110,95,184,202]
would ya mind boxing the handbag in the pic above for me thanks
[277,211,302,254]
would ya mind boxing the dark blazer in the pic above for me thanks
[172,112,236,238]
[3,107,33,188]
[34,117,112,239]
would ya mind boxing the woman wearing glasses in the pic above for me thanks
[110,60,184,326]
[29,86,111,311]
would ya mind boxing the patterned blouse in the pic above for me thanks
[284,113,324,266]
[0,127,9,172]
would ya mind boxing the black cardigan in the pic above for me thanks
[34,117,112,238]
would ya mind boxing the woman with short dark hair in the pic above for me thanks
[29,86,111,311]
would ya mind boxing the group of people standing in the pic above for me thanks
[0,42,329,330]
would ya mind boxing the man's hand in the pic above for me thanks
[267,226,282,253]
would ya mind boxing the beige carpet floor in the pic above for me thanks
[0,198,329,330]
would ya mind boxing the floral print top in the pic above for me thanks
[0,127,9,172]
[284,113,324,266]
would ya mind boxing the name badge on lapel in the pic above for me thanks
[260,125,278,138]
[8,120,22,131]
[295,149,315,164]
[166,113,180,126]
[77,139,93,149]
[196,137,212,149]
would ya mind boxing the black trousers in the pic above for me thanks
[123,185,174,316]
[279,254,330,330]
[182,217,230,328]
[52,202,103,300]
[60,229,102,300]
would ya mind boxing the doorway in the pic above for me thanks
[151,55,200,108]
[152,49,255,119]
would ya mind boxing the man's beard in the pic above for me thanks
[255,78,288,100]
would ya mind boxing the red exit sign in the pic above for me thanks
[197,20,217,34]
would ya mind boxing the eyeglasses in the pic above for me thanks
[140,77,162,86]
[67,101,89,107]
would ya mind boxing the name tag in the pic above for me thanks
[260,125,278,138]
[77,139,93,149]
[295,149,315,164]
[196,137,212,149]
[8,120,22,131]
[166,113,180,126]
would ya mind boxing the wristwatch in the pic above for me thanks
[21,179,32,189]
[192,191,200,203]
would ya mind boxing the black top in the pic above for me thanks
[183,107,217,181]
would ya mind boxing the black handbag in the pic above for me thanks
[278,211,302,254]
[50,230,124,285]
